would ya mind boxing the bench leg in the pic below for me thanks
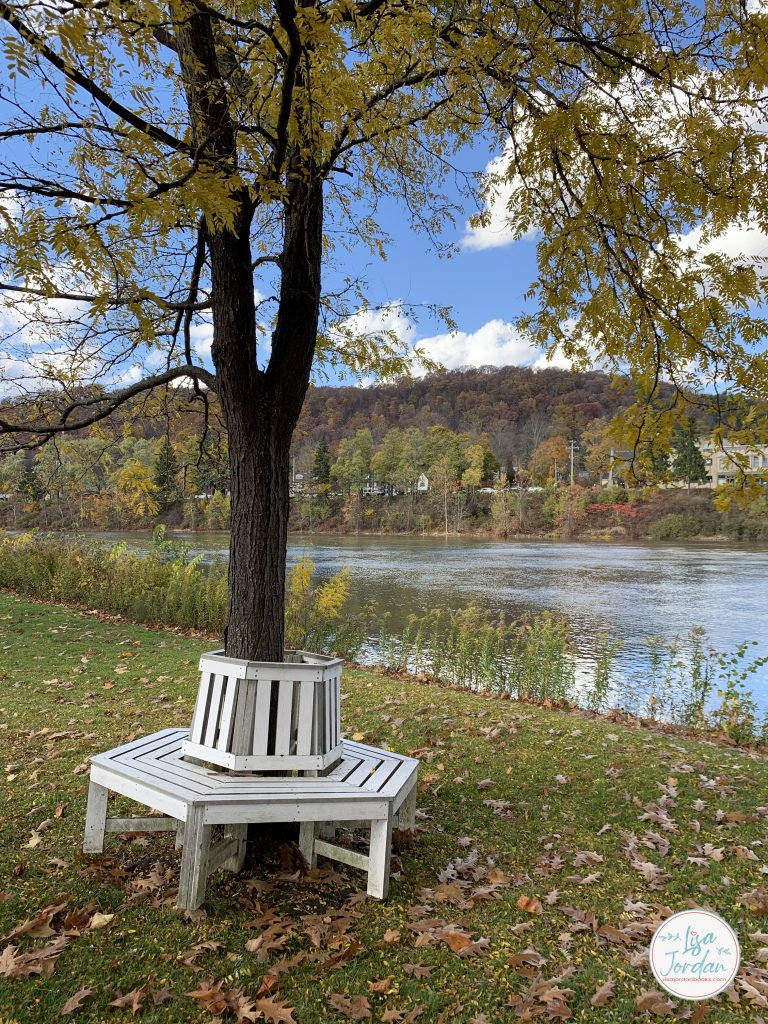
[83,779,109,854]
[177,807,212,910]
[367,815,393,900]
[397,783,417,830]
[298,822,317,869]
[222,824,247,873]
[175,820,185,849]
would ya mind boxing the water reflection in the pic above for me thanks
[92,531,768,708]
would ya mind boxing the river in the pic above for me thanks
[95,531,768,710]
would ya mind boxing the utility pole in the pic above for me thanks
[569,439,578,485]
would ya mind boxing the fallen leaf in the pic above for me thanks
[517,895,543,915]
[591,978,616,1007]
[328,993,371,1020]
[61,986,93,1016]
[89,912,114,930]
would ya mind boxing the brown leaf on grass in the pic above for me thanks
[635,989,675,1016]
[367,977,392,993]
[403,964,432,978]
[61,986,93,1016]
[4,901,67,940]
[436,929,473,953]
[328,993,371,1020]
[740,889,768,914]
[0,937,69,979]
[590,978,616,1007]
[433,882,464,903]
[516,895,543,915]
[324,938,364,968]
[508,948,547,977]
[151,983,174,1005]
[487,867,513,885]
[182,939,224,965]
[256,973,280,997]
[253,996,298,1023]
[109,984,148,1016]
[186,979,230,1016]
[382,928,401,944]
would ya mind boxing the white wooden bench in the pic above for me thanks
[84,728,418,907]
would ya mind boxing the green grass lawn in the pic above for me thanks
[1,593,767,1023]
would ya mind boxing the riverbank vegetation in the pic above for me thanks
[2,533,766,750]
[2,367,765,543]
[2,593,768,1023]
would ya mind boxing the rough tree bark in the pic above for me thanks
[178,10,323,663]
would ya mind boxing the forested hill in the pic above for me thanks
[297,365,632,467]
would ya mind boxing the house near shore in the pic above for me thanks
[701,437,768,487]
[417,473,429,493]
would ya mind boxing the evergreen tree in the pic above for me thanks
[312,439,331,485]
[17,458,44,504]
[153,437,180,514]
[672,418,707,491]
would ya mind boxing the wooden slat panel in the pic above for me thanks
[251,680,272,755]
[314,838,369,871]
[203,674,225,747]
[105,816,177,833]
[324,678,332,756]
[275,680,294,755]
[216,677,238,752]
[189,674,213,744]
[296,679,315,755]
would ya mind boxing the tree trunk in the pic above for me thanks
[177,12,323,664]
[224,404,292,661]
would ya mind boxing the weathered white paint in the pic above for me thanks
[83,729,418,909]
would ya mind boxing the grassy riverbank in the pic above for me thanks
[2,594,768,1022]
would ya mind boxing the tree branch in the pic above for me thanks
[0,2,193,154]
[0,364,217,441]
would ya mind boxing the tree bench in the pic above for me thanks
[84,727,418,907]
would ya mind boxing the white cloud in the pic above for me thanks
[336,302,418,346]
[676,221,768,265]
[416,319,541,371]
[461,145,538,252]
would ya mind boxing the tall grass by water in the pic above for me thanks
[0,530,367,658]
[1,531,766,746]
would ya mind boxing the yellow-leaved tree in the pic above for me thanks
[0,0,766,659]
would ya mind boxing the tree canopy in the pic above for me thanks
[0,0,766,656]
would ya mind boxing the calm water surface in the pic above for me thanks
[98,531,768,707]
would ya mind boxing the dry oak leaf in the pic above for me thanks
[151,983,174,1005]
[109,985,148,1016]
[328,993,372,1020]
[4,901,67,940]
[436,929,473,953]
[186,979,231,1016]
[635,989,675,1016]
[590,978,616,1007]
[367,977,392,993]
[508,948,547,977]
[403,964,432,978]
[382,928,401,944]
[0,936,69,979]
[61,986,94,1016]
[253,996,298,1023]
[516,895,543,915]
